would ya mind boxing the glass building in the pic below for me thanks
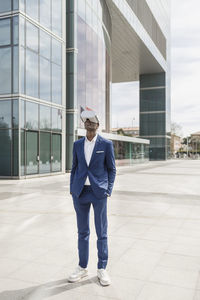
[0,0,170,178]
[0,0,65,177]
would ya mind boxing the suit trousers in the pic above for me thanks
[72,185,108,269]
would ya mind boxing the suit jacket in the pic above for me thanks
[70,135,116,199]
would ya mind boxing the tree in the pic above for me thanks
[171,122,183,137]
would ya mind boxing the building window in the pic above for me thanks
[0,47,11,94]
[40,30,51,60]
[52,63,62,104]
[40,56,51,101]
[40,0,51,29]
[0,0,11,13]
[26,0,39,22]
[0,100,11,128]
[52,108,62,132]
[40,105,51,130]
[26,21,39,52]
[39,132,51,173]
[13,16,19,45]
[52,0,62,37]
[26,49,39,98]
[0,129,11,176]
[0,18,11,46]
[12,99,19,128]
[26,101,39,130]
[52,38,62,65]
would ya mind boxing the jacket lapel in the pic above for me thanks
[80,138,87,167]
[89,135,101,167]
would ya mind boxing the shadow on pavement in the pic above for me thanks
[0,276,98,300]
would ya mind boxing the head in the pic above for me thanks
[84,118,99,133]
[80,110,99,134]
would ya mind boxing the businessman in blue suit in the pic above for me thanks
[68,110,116,286]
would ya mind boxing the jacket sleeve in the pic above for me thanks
[105,141,116,196]
[70,142,78,194]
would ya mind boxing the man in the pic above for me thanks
[68,110,116,286]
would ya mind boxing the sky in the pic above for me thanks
[112,0,200,137]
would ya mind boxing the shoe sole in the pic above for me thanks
[68,273,88,283]
[97,276,111,286]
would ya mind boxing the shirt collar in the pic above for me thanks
[85,134,98,143]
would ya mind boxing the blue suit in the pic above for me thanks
[70,134,116,269]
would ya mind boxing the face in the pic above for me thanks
[84,119,99,132]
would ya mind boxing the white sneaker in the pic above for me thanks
[68,266,88,283]
[97,269,111,286]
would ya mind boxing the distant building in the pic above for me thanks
[170,134,182,155]
[191,131,200,139]
[112,127,139,137]
[190,132,200,153]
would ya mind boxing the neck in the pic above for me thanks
[86,131,97,141]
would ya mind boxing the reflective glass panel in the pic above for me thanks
[26,101,39,130]
[0,47,11,94]
[13,99,19,128]
[26,131,38,174]
[52,38,61,65]
[13,0,19,10]
[40,30,51,60]
[20,0,25,11]
[52,108,62,132]
[40,0,51,29]
[20,99,25,128]
[0,129,11,176]
[52,63,62,104]
[52,134,61,171]
[78,0,85,20]
[26,0,39,21]
[13,129,19,176]
[39,132,51,173]
[40,105,51,130]
[0,18,11,46]
[40,57,51,101]
[26,49,39,98]
[20,16,25,46]
[13,46,19,93]
[0,100,11,128]
[20,46,25,94]
[21,129,25,175]
[26,21,39,52]
[52,0,62,37]
[0,0,11,13]
[13,16,19,45]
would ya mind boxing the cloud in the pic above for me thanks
[112,81,139,128]
[171,0,200,136]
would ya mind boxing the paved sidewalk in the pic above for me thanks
[0,160,200,300]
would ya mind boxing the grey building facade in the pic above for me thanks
[0,0,170,178]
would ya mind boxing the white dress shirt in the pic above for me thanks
[84,134,98,185]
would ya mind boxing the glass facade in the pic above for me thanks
[20,16,62,104]
[0,0,170,177]
[77,135,149,166]
[0,0,64,177]
[113,140,149,166]
[20,100,62,175]
[140,73,170,160]
[0,100,19,176]
[67,0,111,131]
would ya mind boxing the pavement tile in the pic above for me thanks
[136,282,195,300]
[148,265,199,289]
[166,242,200,257]
[9,262,63,284]
[158,253,200,271]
